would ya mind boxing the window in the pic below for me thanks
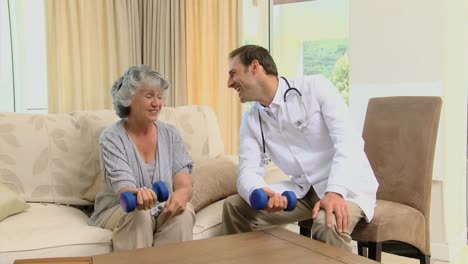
[241,0,349,107]
[0,0,14,112]
[0,0,48,113]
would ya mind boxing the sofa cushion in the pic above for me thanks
[0,113,52,202]
[0,183,29,221]
[191,155,238,212]
[158,106,223,163]
[193,199,224,240]
[46,111,118,205]
[0,203,112,264]
[0,111,119,205]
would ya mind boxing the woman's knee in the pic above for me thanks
[118,209,154,232]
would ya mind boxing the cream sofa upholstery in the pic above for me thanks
[0,106,287,264]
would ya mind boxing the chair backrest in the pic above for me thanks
[363,96,442,219]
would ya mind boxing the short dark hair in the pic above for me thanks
[228,45,278,77]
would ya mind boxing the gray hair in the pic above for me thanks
[111,65,169,118]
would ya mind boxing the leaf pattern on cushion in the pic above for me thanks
[33,148,49,175]
[0,124,15,133]
[52,160,81,178]
[52,158,67,170]
[179,117,194,134]
[54,139,69,152]
[31,185,52,198]
[0,122,20,148]
[50,129,69,152]
[54,182,73,197]
[46,116,57,122]
[50,129,65,138]
[88,114,102,121]
[0,154,15,165]
[0,134,20,147]
[0,169,25,193]
[29,115,45,130]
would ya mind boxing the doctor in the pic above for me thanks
[222,45,378,251]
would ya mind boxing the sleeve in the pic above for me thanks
[312,75,365,198]
[168,125,193,176]
[100,131,137,194]
[237,109,269,205]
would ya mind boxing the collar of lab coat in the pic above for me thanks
[256,76,288,124]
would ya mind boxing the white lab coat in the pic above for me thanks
[238,75,379,221]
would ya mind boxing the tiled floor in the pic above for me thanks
[284,224,468,264]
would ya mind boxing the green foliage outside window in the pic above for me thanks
[303,39,349,104]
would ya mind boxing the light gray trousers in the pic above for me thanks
[222,189,364,251]
[104,203,195,252]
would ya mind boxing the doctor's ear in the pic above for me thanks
[250,60,260,73]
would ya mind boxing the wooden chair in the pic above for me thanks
[298,96,442,264]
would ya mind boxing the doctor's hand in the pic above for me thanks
[263,187,288,213]
[312,192,350,233]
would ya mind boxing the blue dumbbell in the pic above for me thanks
[120,181,169,213]
[249,189,297,211]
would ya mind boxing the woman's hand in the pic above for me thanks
[117,186,157,211]
[136,187,158,211]
[164,190,188,217]
[164,171,192,217]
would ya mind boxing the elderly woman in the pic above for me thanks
[88,65,195,251]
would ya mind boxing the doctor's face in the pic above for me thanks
[227,56,256,103]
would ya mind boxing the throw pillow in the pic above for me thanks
[81,171,102,202]
[191,155,238,212]
[0,183,29,221]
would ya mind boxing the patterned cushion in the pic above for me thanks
[191,155,238,212]
[0,113,54,202]
[159,105,224,163]
[0,111,118,205]
[0,183,29,221]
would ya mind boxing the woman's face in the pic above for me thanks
[128,84,164,123]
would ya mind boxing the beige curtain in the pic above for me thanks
[138,0,187,107]
[46,0,187,112]
[46,0,140,113]
[186,0,241,155]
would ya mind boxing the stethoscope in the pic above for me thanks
[258,77,309,167]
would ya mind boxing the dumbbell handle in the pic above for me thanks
[249,189,297,211]
[120,181,169,213]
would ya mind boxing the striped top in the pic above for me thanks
[88,119,193,227]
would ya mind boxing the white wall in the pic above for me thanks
[349,0,468,261]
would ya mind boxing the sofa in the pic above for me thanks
[0,105,287,264]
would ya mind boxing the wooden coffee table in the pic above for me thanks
[15,257,92,264]
[93,228,378,264]
[15,228,378,264]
